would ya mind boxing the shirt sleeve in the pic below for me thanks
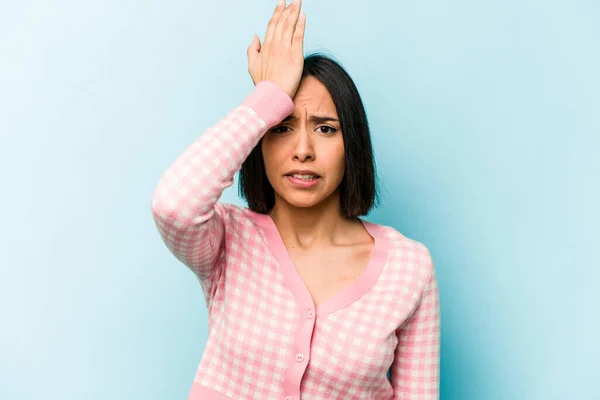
[150,81,294,282]
[390,252,441,399]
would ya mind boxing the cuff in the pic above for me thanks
[241,81,295,128]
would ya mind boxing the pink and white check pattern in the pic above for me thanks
[151,81,440,399]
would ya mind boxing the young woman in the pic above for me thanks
[151,0,440,398]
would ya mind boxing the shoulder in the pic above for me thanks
[216,202,271,235]
[367,219,434,284]
[220,202,266,223]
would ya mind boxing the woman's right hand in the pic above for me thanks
[247,0,306,99]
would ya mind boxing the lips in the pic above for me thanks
[285,174,321,188]
[285,169,320,177]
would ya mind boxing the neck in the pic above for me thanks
[268,191,353,250]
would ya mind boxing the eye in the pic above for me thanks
[318,126,337,134]
[269,126,290,134]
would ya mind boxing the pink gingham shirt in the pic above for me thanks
[151,81,441,399]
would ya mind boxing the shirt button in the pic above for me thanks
[307,310,314,319]
[285,397,293,400]
[296,353,304,362]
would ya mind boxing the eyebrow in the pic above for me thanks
[280,114,340,124]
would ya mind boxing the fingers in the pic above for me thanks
[282,0,302,45]
[291,11,305,55]
[264,0,286,47]
[275,0,302,46]
[247,34,261,67]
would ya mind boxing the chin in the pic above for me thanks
[279,187,341,210]
[284,196,321,209]
[275,189,322,209]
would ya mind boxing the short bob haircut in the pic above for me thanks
[238,52,379,220]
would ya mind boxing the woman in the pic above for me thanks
[151,0,440,398]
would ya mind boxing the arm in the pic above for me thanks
[150,81,294,281]
[390,253,441,399]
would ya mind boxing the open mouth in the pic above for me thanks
[285,174,321,187]
[287,173,320,181]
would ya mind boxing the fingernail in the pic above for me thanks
[299,11,305,20]
[278,0,285,6]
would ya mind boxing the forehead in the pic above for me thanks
[292,76,337,115]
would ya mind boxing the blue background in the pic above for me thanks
[1,0,598,399]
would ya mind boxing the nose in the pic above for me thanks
[292,128,315,162]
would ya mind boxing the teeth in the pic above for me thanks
[292,174,318,180]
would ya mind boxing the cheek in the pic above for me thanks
[329,141,346,178]
[261,139,280,177]
[261,139,273,162]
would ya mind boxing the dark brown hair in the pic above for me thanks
[238,52,379,219]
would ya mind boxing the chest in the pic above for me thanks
[289,245,372,307]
